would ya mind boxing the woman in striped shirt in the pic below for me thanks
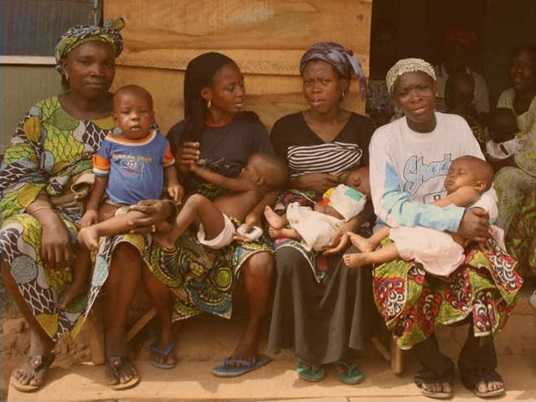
[267,42,377,384]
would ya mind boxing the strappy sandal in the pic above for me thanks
[106,356,140,390]
[10,353,55,392]
[331,359,364,384]
[296,357,326,382]
[150,342,177,369]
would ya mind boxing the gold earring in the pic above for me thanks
[65,72,69,82]
[207,99,211,109]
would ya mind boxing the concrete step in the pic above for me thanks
[7,290,536,401]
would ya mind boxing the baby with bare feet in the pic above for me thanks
[74,85,182,307]
[264,166,370,251]
[343,156,497,277]
[153,152,288,250]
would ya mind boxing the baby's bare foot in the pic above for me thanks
[343,253,370,268]
[77,227,100,252]
[347,232,374,253]
[268,226,284,239]
[59,281,88,310]
[264,206,286,229]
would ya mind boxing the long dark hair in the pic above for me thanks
[182,52,236,142]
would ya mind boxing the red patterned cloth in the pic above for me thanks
[373,236,523,350]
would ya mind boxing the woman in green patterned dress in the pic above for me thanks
[0,19,159,391]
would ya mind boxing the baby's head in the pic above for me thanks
[445,156,494,195]
[241,153,288,191]
[487,107,518,143]
[112,84,155,139]
[342,166,370,198]
[445,71,475,112]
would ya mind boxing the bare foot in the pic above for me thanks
[227,325,258,366]
[58,280,88,310]
[474,380,505,397]
[77,227,100,251]
[263,206,286,229]
[343,252,371,268]
[347,232,374,252]
[152,231,177,249]
[151,322,180,368]
[268,226,285,239]
[11,330,55,391]
[420,381,453,398]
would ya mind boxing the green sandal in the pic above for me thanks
[331,359,364,384]
[297,357,326,382]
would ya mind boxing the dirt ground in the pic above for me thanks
[1,313,91,401]
[1,286,155,401]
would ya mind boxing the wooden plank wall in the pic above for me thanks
[104,0,372,134]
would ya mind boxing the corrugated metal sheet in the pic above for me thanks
[1,65,61,153]
[1,0,98,56]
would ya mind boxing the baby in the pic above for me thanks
[264,166,370,251]
[77,84,182,251]
[344,156,497,277]
[485,107,525,170]
[154,152,288,250]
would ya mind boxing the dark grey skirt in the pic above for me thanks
[267,244,377,364]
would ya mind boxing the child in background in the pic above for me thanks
[264,166,370,251]
[78,84,182,254]
[344,156,497,277]
[153,152,287,250]
[485,107,525,171]
[445,71,486,150]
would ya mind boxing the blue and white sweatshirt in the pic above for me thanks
[369,112,498,232]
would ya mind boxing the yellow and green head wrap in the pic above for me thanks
[54,17,125,74]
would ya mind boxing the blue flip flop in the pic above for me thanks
[211,353,271,377]
[150,342,177,369]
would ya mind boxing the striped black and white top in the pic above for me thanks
[271,112,374,181]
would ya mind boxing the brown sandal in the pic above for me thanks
[10,353,55,392]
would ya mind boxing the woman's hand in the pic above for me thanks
[322,218,359,255]
[127,199,176,233]
[41,217,74,273]
[322,231,350,255]
[291,173,340,194]
[457,207,490,243]
[175,141,200,173]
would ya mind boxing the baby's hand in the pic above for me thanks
[81,210,98,228]
[168,184,185,204]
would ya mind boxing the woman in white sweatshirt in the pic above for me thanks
[368,58,522,400]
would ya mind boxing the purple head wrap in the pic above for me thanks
[300,42,367,100]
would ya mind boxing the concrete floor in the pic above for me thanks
[7,288,536,402]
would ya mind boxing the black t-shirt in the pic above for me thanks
[167,112,274,198]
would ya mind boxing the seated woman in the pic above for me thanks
[0,19,151,391]
[370,58,522,399]
[493,43,536,278]
[135,52,279,377]
[267,42,377,384]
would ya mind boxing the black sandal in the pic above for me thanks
[10,353,55,392]
[105,356,140,390]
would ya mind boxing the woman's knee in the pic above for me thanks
[243,251,274,279]
[111,243,143,272]
[274,247,306,275]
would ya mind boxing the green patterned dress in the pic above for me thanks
[0,97,147,341]
[147,177,273,321]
